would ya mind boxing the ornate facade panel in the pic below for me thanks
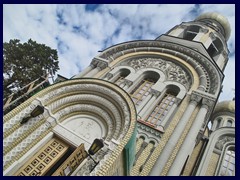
[97,40,222,95]
[3,79,137,176]
[4,123,50,169]
[120,57,192,90]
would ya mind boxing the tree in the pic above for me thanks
[3,39,59,99]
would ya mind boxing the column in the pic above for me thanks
[138,95,157,120]
[84,61,107,78]
[203,32,215,49]
[73,65,94,78]
[122,80,133,91]
[103,73,113,81]
[222,119,228,127]
[136,138,144,154]
[125,76,143,93]
[167,102,209,175]
[119,82,125,88]
[193,28,209,41]
[109,72,121,83]
[211,119,217,131]
[149,93,201,176]
[84,67,101,77]
[136,94,152,113]
[139,89,162,120]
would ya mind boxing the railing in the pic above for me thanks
[3,74,50,115]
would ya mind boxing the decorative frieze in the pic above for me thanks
[121,57,192,89]
[98,40,222,95]
[137,123,161,138]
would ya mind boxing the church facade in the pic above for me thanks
[3,12,235,176]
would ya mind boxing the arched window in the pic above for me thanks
[207,37,224,58]
[114,69,131,85]
[219,148,235,176]
[146,92,176,127]
[182,25,201,41]
[130,71,160,106]
[226,120,233,127]
[216,118,222,129]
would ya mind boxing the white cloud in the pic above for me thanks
[3,4,235,101]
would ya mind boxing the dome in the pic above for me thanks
[195,12,231,41]
[213,100,235,115]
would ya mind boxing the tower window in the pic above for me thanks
[207,37,224,58]
[182,25,201,41]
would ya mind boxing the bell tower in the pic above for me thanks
[160,12,231,71]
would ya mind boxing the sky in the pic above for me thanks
[3,4,235,102]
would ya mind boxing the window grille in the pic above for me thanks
[146,93,176,126]
[130,79,154,106]
[220,150,235,176]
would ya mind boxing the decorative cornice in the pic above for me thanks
[137,123,161,138]
[98,40,222,95]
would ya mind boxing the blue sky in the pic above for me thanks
[3,4,235,101]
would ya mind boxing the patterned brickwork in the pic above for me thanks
[205,152,219,176]
[4,116,45,155]
[4,128,52,170]
[182,139,204,175]
[130,143,154,175]
[135,138,144,154]
[139,95,191,176]
[160,105,200,175]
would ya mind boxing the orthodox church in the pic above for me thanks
[3,12,235,176]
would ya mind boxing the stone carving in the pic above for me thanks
[137,123,161,138]
[121,57,191,89]
[97,61,108,70]
[46,90,130,140]
[36,81,134,144]
[190,91,202,104]
[56,104,114,140]
[98,40,221,95]
[215,136,235,150]
[202,97,215,108]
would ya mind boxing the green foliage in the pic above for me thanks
[3,39,59,99]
